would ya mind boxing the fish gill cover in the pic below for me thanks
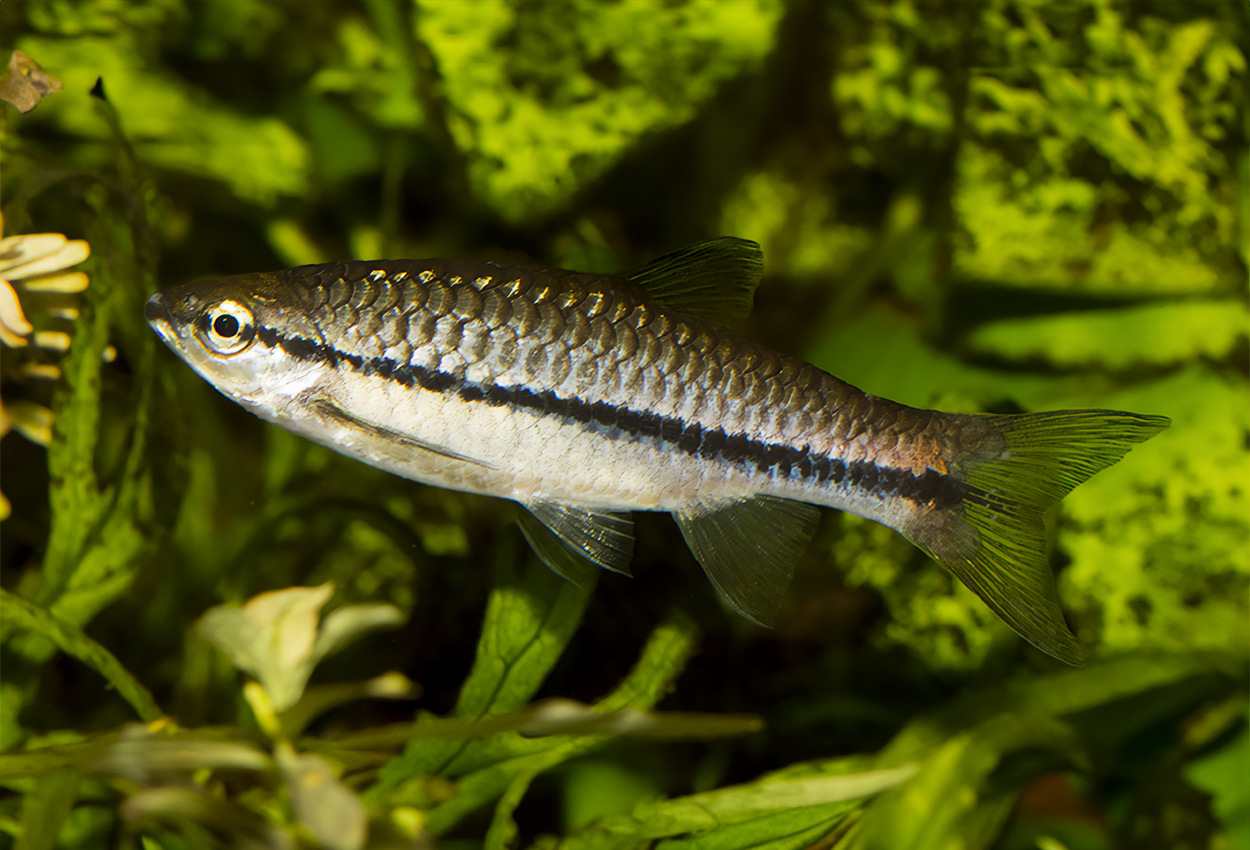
[0,2,1246,850]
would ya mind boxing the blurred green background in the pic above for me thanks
[0,1,1246,849]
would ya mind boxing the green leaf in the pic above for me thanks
[455,547,598,718]
[312,602,407,665]
[966,299,1250,369]
[0,729,272,781]
[15,771,78,850]
[196,584,332,712]
[275,743,367,850]
[549,759,914,850]
[196,584,404,712]
[511,699,762,739]
[1057,368,1250,656]
[28,262,112,613]
[1184,721,1250,850]
[0,590,162,723]
[119,785,278,846]
[881,654,1226,765]
[653,806,852,850]
[415,0,783,220]
[303,700,760,764]
[4,200,159,748]
[563,761,663,832]
[95,732,272,780]
[281,672,421,739]
[16,34,309,205]
[415,610,700,837]
[374,543,597,786]
[850,715,1080,850]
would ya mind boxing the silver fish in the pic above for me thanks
[146,238,1168,664]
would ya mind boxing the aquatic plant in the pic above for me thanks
[1,2,1245,848]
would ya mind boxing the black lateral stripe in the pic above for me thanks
[258,328,965,507]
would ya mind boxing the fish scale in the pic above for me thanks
[312,262,811,459]
[146,237,1169,664]
[254,260,902,525]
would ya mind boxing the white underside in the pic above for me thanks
[238,366,912,532]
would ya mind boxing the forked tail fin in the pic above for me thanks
[908,410,1170,665]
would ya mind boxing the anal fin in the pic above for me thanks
[523,501,635,581]
[674,496,819,627]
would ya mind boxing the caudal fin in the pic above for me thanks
[909,410,1170,665]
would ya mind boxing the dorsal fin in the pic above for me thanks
[622,237,764,327]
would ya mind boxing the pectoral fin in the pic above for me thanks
[674,496,820,627]
[522,501,635,580]
[310,396,491,468]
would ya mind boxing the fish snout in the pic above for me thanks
[145,292,183,350]
[144,292,172,327]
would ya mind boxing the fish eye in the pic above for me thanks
[199,300,254,355]
[213,313,239,338]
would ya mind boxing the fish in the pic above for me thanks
[145,238,1169,664]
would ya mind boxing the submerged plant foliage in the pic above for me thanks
[0,1,1246,849]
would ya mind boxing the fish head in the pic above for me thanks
[146,270,325,407]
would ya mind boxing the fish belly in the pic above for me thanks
[286,371,772,512]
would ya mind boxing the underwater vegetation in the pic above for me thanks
[0,1,1246,849]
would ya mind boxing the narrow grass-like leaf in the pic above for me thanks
[654,805,855,850]
[0,589,161,722]
[486,767,542,850]
[280,672,421,739]
[0,744,95,780]
[14,771,78,850]
[7,214,158,685]
[308,700,759,757]
[94,732,273,779]
[0,730,271,780]
[542,761,913,850]
[120,785,279,846]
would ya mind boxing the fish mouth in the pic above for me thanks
[144,293,178,345]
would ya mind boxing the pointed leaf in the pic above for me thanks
[196,584,334,711]
[276,744,367,850]
[310,602,405,666]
